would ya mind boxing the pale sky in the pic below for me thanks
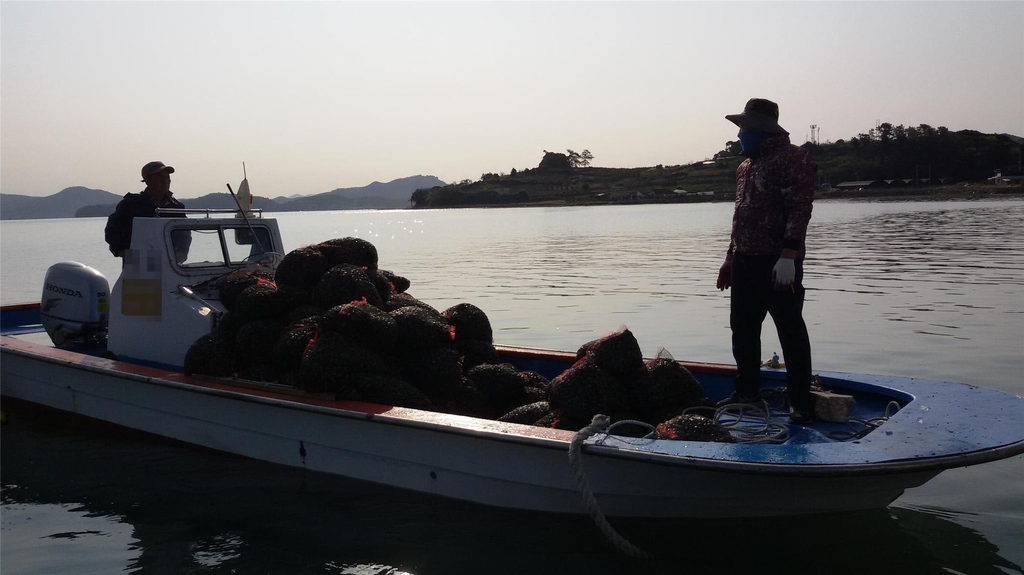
[2,1,1022,199]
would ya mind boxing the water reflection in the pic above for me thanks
[810,204,1024,295]
[2,404,1020,575]
[0,501,138,574]
[190,533,243,568]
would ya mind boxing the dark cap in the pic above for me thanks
[725,98,789,134]
[141,161,175,182]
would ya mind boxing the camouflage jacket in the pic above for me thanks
[727,135,816,258]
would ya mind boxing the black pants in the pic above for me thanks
[730,255,812,411]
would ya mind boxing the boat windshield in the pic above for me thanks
[227,227,272,263]
[171,225,273,268]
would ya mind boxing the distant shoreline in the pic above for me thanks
[816,184,1024,202]
[409,184,1024,210]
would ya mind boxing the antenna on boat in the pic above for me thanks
[227,173,267,256]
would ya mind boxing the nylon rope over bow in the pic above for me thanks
[568,414,654,562]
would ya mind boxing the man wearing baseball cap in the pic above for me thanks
[714,98,818,424]
[104,161,189,259]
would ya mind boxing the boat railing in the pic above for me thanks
[155,208,264,219]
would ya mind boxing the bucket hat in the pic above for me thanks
[726,98,789,134]
[141,161,175,182]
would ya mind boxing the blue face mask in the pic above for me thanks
[737,130,765,156]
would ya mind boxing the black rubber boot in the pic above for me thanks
[715,391,761,408]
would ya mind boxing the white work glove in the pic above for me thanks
[772,257,795,289]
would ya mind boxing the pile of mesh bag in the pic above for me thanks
[542,328,732,442]
[184,237,731,442]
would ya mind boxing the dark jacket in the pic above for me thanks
[727,135,817,259]
[104,191,186,256]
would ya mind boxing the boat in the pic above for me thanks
[3,209,1023,523]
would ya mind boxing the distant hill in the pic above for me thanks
[277,175,446,211]
[270,193,306,203]
[179,194,283,211]
[1,187,122,220]
[2,175,447,220]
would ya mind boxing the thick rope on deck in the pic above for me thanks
[827,400,903,440]
[569,414,654,562]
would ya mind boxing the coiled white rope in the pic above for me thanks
[713,400,791,443]
[682,398,791,444]
[568,415,654,562]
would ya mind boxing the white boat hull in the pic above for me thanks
[1,345,937,518]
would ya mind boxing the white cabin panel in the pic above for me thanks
[107,214,284,369]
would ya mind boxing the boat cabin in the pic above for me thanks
[106,209,284,369]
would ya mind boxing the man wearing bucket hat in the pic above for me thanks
[104,161,189,259]
[715,98,818,424]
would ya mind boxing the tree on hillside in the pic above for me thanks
[581,149,593,167]
[811,122,1021,183]
[410,187,436,208]
[714,140,743,160]
[564,149,594,168]
[566,149,582,168]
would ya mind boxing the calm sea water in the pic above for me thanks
[2,200,1023,574]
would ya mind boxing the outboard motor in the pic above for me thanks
[40,262,110,345]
